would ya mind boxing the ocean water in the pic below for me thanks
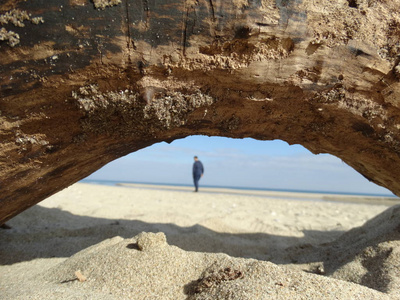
[80,179,398,199]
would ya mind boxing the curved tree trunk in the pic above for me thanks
[1,0,400,224]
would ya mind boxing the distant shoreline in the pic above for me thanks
[81,180,400,206]
[81,179,397,197]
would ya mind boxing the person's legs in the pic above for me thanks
[193,174,200,191]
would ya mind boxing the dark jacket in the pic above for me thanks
[193,161,204,176]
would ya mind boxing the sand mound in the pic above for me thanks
[322,205,400,296]
[40,232,390,300]
[2,184,399,299]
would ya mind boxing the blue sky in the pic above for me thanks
[86,136,394,195]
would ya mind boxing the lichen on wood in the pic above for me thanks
[72,80,215,135]
[92,0,122,10]
[0,8,44,47]
[0,27,19,47]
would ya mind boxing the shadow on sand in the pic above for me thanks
[3,204,400,295]
[0,205,342,266]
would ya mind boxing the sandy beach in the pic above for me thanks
[1,183,400,299]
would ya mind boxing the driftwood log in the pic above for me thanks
[1,0,400,224]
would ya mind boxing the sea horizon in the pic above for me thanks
[80,179,398,199]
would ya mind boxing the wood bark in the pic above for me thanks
[1,0,400,224]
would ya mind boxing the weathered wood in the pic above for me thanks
[1,0,400,224]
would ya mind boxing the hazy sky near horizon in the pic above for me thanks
[86,136,394,195]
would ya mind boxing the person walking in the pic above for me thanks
[192,156,204,192]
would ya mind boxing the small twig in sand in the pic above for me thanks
[75,270,87,282]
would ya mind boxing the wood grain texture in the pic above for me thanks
[1,0,400,223]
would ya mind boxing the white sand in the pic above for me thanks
[1,183,399,299]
